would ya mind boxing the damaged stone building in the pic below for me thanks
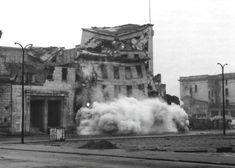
[0,24,162,134]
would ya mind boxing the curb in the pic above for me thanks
[0,146,235,167]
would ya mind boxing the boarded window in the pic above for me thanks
[125,67,132,79]
[113,66,120,79]
[136,66,143,78]
[62,67,68,81]
[100,64,108,79]
[126,85,132,97]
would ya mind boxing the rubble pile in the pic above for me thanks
[79,140,118,149]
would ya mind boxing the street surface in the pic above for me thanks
[0,130,235,168]
[0,147,234,168]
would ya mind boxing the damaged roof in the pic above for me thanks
[82,24,153,37]
[27,47,64,62]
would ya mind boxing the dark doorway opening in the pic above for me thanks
[30,100,44,131]
[48,100,61,127]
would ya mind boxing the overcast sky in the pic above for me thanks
[1,0,235,97]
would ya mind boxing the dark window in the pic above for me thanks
[226,99,229,106]
[225,79,228,85]
[208,91,210,99]
[225,88,229,96]
[114,85,121,97]
[113,66,120,79]
[138,84,145,93]
[211,99,214,104]
[62,67,68,81]
[145,61,149,70]
[25,73,33,84]
[136,66,143,78]
[75,69,83,82]
[231,111,235,117]
[125,67,132,79]
[211,90,214,97]
[195,85,197,93]
[211,111,218,117]
[225,111,228,115]
[47,74,53,81]
[102,85,109,100]
[126,85,132,97]
[121,54,128,58]
[100,64,108,79]
[134,54,139,59]
[190,87,193,96]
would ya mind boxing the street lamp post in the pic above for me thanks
[14,42,33,144]
[217,63,227,136]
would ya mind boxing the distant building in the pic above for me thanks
[179,74,235,128]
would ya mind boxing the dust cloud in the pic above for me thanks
[76,96,189,135]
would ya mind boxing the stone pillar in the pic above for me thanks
[43,99,48,132]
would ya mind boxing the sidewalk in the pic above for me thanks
[1,129,235,144]
[0,143,235,166]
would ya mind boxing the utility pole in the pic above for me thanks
[217,63,228,136]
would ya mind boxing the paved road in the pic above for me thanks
[0,148,233,168]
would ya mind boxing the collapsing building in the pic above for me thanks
[0,24,164,134]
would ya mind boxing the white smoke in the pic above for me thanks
[76,96,189,135]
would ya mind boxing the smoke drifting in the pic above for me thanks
[76,96,189,135]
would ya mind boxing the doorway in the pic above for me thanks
[30,100,45,131]
[48,100,61,127]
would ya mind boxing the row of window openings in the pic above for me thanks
[101,65,143,80]
[190,84,229,96]
[210,99,229,105]
[51,65,144,83]
[121,54,140,59]
[102,84,145,99]
[45,65,144,83]
[211,110,235,117]
[208,88,229,98]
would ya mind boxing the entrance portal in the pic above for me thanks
[48,100,61,127]
[30,100,45,131]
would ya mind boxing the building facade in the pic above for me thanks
[0,24,161,134]
[179,74,235,128]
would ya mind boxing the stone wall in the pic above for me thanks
[0,84,12,133]
[10,66,76,134]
